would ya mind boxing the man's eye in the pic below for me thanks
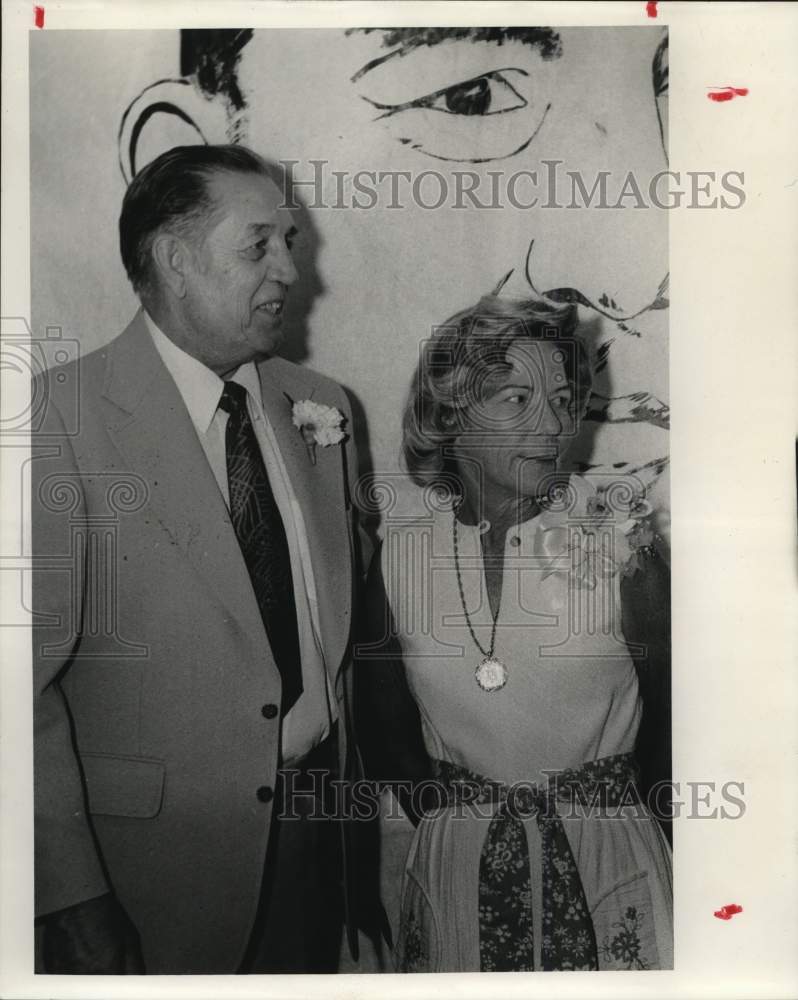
[242,240,267,259]
[367,69,527,119]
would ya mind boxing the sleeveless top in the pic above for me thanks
[381,502,642,788]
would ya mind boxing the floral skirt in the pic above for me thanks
[395,754,673,972]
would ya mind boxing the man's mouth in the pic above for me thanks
[256,300,284,317]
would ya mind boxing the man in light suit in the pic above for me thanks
[33,145,360,973]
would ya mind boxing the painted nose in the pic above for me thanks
[520,28,668,319]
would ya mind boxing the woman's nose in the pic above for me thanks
[519,397,562,441]
[537,399,564,437]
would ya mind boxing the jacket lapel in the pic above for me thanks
[257,360,352,683]
[102,313,269,653]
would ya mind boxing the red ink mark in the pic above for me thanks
[714,904,743,920]
[707,87,749,103]
[34,5,44,27]
[646,1,658,17]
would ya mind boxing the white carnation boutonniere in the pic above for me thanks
[286,395,346,465]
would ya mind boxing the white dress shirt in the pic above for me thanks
[144,312,335,765]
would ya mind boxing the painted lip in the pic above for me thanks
[524,240,670,322]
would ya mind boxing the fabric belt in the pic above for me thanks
[433,751,641,971]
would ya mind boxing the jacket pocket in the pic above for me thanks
[80,752,165,819]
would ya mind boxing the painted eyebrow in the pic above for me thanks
[348,26,562,83]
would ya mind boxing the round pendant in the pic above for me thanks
[475,656,508,692]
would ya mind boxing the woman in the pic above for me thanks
[355,293,672,972]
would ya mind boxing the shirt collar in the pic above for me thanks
[230,361,264,419]
[144,311,261,434]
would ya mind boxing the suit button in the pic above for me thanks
[256,785,274,804]
[261,703,278,719]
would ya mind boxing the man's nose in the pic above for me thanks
[266,239,298,286]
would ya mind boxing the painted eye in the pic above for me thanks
[368,69,527,119]
[421,71,526,116]
[358,56,554,163]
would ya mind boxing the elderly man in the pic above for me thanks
[33,145,359,974]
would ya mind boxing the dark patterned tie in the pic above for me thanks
[219,380,303,713]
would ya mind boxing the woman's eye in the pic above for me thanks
[368,69,527,119]
[503,390,530,406]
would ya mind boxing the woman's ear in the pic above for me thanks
[118,78,229,184]
[440,408,460,437]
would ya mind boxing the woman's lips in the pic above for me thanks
[515,452,558,465]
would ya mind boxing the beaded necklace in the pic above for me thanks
[451,510,508,693]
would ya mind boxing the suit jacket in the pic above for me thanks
[32,311,358,972]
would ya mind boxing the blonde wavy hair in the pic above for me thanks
[402,295,589,489]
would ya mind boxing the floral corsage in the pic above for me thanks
[287,396,346,464]
[538,475,662,588]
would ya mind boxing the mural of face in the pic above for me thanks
[121,26,670,530]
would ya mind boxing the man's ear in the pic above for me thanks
[118,79,229,185]
[151,232,193,299]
